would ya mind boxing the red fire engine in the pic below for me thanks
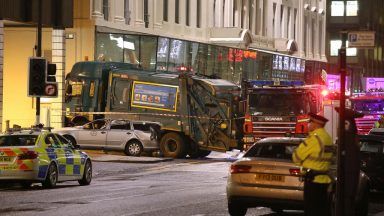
[348,92,384,134]
[241,80,324,149]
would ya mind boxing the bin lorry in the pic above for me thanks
[64,61,242,158]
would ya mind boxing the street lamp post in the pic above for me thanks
[35,0,42,125]
[336,30,347,216]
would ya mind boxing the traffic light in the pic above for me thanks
[28,58,58,97]
[46,63,56,83]
[28,57,46,97]
[44,63,58,97]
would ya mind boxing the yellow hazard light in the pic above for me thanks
[220,123,227,129]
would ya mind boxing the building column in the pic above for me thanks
[223,0,231,27]
[51,29,66,128]
[0,20,3,131]
[92,0,103,17]
[206,0,214,27]
[288,7,294,39]
[113,0,125,23]
[190,0,197,27]
[214,0,224,27]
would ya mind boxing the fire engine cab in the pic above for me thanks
[241,80,324,149]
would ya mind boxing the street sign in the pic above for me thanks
[347,31,375,48]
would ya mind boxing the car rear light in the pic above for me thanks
[289,168,301,176]
[230,164,252,174]
[18,151,38,160]
[243,113,253,134]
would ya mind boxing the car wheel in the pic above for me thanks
[228,200,247,216]
[125,141,143,156]
[271,208,283,214]
[160,133,187,158]
[356,186,369,216]
[20,182,32,189]
[78,160,92,186]
[42,163,58,188]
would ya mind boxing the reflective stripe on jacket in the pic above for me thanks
[292,127,333,183]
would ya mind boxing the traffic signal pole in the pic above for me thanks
[336,31,347,216]
[36,0,42,125]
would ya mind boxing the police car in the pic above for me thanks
[0,128,92,188]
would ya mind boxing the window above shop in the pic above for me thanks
[331,0,358,17]
[330,40,357,56]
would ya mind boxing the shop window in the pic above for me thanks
[140,36,157,71]
[124,35,140,66]
[217,47,230,80]
[157,37,170,71]
[168,39,187,72]
[193,43,208,75]
[96,33,124,62]
[331,1,344,16]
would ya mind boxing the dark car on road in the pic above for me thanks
[359,134,384,191]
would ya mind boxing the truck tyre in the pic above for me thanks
[42,163,58,188]
[125,141,143,157]
[189,149,211,158]
[78,160,92,186]
[160,133,187,158]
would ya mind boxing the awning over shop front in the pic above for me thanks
[209,28,252,49]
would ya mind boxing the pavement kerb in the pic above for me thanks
[90,155,173,164]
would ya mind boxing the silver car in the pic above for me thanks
[227,137,370,216]
[54,119,161,156]
[227,137,304,215]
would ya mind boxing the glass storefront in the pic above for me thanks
[95,32,305,85]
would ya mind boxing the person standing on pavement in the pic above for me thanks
[292,113,333,216]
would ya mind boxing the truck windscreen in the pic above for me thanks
[249,92,310,115]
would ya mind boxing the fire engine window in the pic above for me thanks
[249,92,309,115]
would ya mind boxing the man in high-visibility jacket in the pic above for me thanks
[374,115,384,128]
[292,113,333,216]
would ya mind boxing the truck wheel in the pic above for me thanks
[160,133,186,158]
[188,149,211,158]
[42,163,58,189]
[125,141,143,157]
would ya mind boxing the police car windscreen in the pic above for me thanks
[244,143,297,161]
[0,135,38,147]
[249,92,310,115]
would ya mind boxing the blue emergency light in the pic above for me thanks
[279,80,304,86]
[249,80,274,87]
[249,80,304,88]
